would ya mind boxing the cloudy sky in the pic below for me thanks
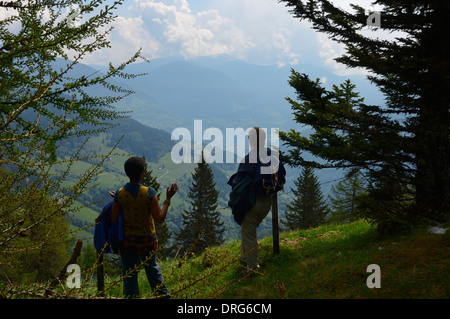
[79,0,383,76]
[0,0,384,75]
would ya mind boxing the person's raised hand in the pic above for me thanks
[166,183,178,200]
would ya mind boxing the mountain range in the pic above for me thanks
[54,55,384,242]
[91,54,384,132]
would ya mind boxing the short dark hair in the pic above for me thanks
[124,156,145,180]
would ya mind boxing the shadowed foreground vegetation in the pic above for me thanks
[23,219,446,300]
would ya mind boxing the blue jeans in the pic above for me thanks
[120,251,170,298]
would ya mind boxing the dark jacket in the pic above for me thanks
[228,174,256,225]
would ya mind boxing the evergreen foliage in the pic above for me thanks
[282,166,328,230]
[279,0,450,231]
[327,171,368,224]
[176,155,225,255]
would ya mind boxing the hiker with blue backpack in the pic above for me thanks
[228,127,286,275]
[104,156,178,298]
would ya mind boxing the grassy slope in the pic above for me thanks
[218,220,450,299]
[114,219,450,299]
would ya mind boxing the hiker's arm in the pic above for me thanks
[151,183,178,224]
[110,200,120,223]
[150,195,165,224]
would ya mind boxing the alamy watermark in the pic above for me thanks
[66,264,81,288]
[366,264,381,288]
[171,120,280,173]
[366,11,381,28]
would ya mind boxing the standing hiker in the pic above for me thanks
[110,156,178,298]
[228,127,284,275]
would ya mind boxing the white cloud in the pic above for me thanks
[80,15,161,65]
[115,16,160,54]
[123,0,253,60]
[0,7,20,33]
[3,0,409,73]
[316,33,369,77]
[206,0,310,65]
[276,61,286,68]
[290,58,299,65]
[82,0,312,66]
[81,0,404,71]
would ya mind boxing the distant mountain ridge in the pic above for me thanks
[110,54,384,132]
[54,54,384,206]
[55,55,384,241]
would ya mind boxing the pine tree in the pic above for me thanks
[176,156,225,255]
[141,156,175,258]
[328,171,367,224]
[282,167,328,230]
[279,0,450,230]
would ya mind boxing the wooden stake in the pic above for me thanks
[45,239,83,297]
[97,252,104,295]
[272,193,280,255]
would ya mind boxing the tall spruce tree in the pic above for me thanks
[176,156,224,255]
[141,156,175,258]
[279,1,450,231]
[282,167,328,230]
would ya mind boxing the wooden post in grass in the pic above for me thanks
[97,252,104,295]
[272,193,280,255]
[45,239,83,296]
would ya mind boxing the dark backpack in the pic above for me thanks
[228,174,256,225]
[253,152,286,196]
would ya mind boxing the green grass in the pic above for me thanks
[220,220,450,299]
[84,219,450,299]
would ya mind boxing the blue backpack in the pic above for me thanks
[94,201,123,254]
[253,152,286,196]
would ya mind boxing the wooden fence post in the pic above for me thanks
[45,239,83,297]
[97,252,104,295]
[272,193,280,255]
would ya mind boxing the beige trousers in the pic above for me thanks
[240,195,272,269]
